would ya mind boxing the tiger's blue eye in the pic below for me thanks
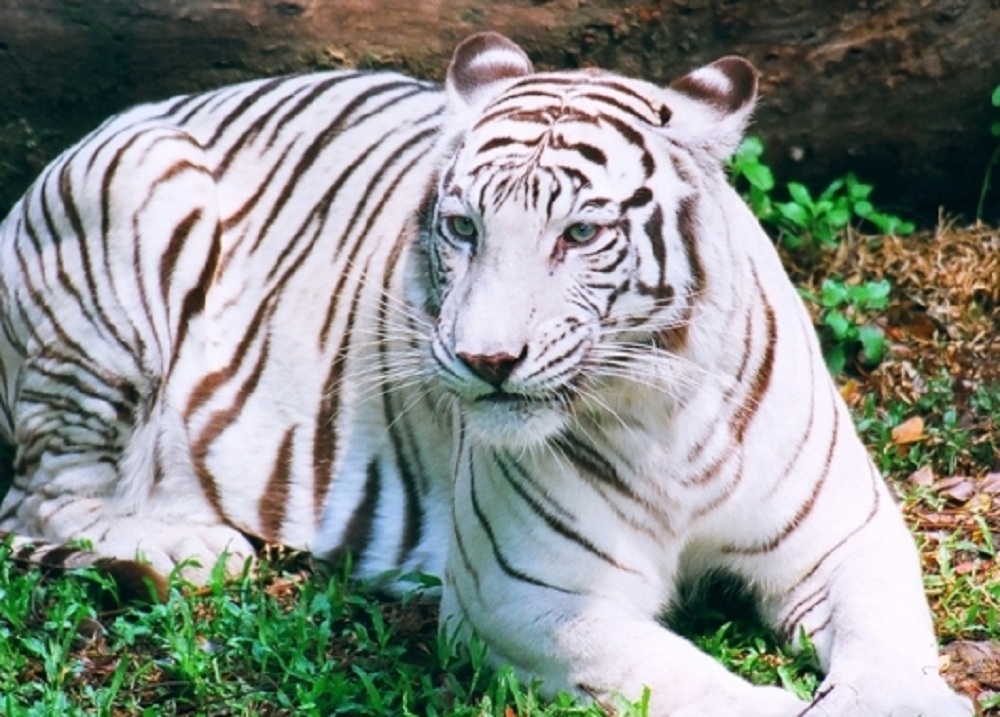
[444,215,478,241]
[563,223,600,244]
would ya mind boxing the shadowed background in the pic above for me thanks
[0,0,997,224]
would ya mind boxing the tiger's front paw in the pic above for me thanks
[95,517,256,584]
[804,674,974,717]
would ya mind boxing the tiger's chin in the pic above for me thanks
[461,394,569,450]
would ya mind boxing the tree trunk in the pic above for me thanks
[0,0,997,223]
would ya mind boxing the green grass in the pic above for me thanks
[0,550,828,716]
[0,549,627,716]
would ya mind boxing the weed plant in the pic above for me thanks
[729,136,914,374]
[977,83,1000,222]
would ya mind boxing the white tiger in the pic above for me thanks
[0,31,972,716]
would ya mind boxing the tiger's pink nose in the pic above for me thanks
[457,349,526,387]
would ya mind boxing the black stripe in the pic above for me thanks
[468,455,574,593]
[782,455,882,630]
[170,218,221,372]
[259,426,295,541]
[97,130,164,364]
[220,142,297,237]
[730,269,776,441]
[564,141,607,166]
[252,80,425,255]
[555,432,639,502]
[205,76,290,149]
[329,458,383,565]
[378,236,425,563]
[169,90,227,126]
[316,123,440,349]
[582,90,656,126]
[259,73,364,149]
[495,453,636,572]
[597,112,655,178]
[781,587,830,640]
[215,82,310,179]
[591,79,659,115]
[192,332,272,519]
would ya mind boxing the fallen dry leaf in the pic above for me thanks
[955,560,979,575]
[982,473,1000,494]
[839,378,860,404]
[935,475,977,503]
[968,493,993,515]
[892,416,926,445]
[264,574,306,601]
[941,639,1000,692]
[908,465,936,488]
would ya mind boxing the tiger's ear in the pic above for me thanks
[662,56,759,161]
[446,32,533,115]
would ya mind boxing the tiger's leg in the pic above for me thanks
[442,571,806,716]
[0,124,253,581]
[763,471,973,716]
[441,453,808,717]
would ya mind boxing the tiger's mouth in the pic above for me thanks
[475,390,550,405]
[473,383,578,407]
[460,385,577,448]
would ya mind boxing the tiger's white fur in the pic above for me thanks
[0,32,971,716]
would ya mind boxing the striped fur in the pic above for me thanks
[0,32,970,716]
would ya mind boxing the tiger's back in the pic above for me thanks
[0,69,453,579]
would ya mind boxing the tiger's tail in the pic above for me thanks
[1,530,169,603]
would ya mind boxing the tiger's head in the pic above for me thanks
[422,32,759,448]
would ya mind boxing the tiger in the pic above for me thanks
[0,31,973,716]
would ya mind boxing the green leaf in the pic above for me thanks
[992,84,1000,107]
[776,201,810,228]
[824,344,847,375]
[853,200,874,218]
[780,231,804,249]
[749,187,774,219]
[787,182,813,209]
[864,279,892,306]
[846,284,872,304]
[847,179,873,202]
[826,206,851,229]
[814,223,838,247]
[817,177,845,203]
[844,280,890,311]
[820,279,850,307]
[743,163,775,191]
[857,324,885,364]
[737,135,765,160]
[814,199,834,215]
[823,310,853,340]
[992,120,1000,138]
[864,211,889,232]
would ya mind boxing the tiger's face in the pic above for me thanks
[426,79,699,447]
[423,35,757,448]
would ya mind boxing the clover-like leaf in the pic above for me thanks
[823,310,853,341]
[787,182,813,210]
[857,324,886,365]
